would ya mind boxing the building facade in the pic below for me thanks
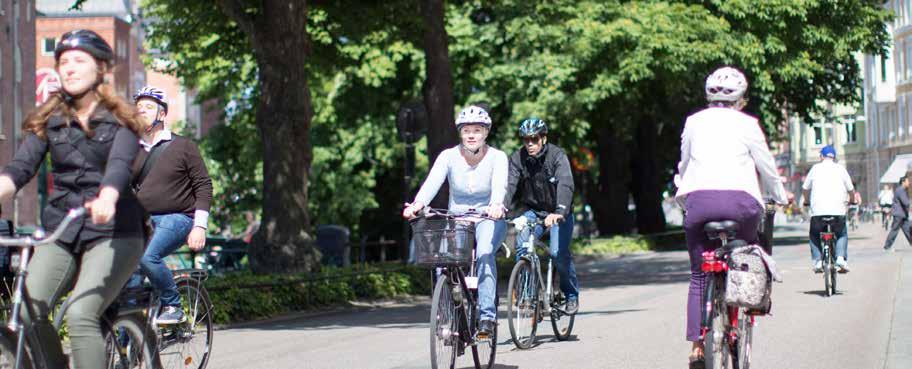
[0,0,39,228]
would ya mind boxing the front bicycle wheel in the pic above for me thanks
[828,246,838,295]
[159,278,214,369]
[507,259,539,349]
[703,279,731,369]
[471,300,497,369]
[0,330,32,369]
[735,310,752,369]
[104,315,160,369]
[550,272,575,341]
[430,275,457,369]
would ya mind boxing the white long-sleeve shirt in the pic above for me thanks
[674,107,787,207]
[413,146,509,213]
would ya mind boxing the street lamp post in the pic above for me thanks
[396,102,427,263]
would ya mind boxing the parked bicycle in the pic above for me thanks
[0,208,161,369]
[700,220,761,369]
[411,208,497,369]
[506,217,575,349]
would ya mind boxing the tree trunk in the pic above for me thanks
[591,126,634,235]
[420,0,457,208]
[218,0,320,273]
[630,118,667,234]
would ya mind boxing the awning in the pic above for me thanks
[880,154,912,183]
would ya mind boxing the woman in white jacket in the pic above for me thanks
[674,67,787,368]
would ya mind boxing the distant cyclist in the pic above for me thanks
[504,118,579,315]
[802,145,856,273]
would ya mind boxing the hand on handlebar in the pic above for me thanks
[402,202,424,219]
[485,205,505,219]
[544,213,564,227]
[84,187,119,225]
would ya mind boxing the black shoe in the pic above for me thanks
[477,320,496,339]
[688,357,705,369]
[565,298,579,315]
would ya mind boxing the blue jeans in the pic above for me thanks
[128,213,194,307]
[808,216,848,261]
[475,219,506,322]
[514,210,580,300]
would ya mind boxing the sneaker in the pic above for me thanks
[885,246,895,253]
[156,306,186,325]
[836,257,849,273]
[813,260,823,273]
[565,298,579,315]
[477,319,496,339]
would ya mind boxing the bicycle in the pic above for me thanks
[0,208,161,369]
[410,208,498,369]
[506,217,575,349]
[815,216,841,297]
[76,266,213,369]
[700,220,758,369]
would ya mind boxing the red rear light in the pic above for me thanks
[821,233,834,241]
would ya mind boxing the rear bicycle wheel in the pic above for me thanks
[159,278,213,369]
[735,310,753,369]
[703,278,731,369]
[507,259,539,349]
[823,244,833,297]
[550,271,575,341]
[104,315,160,369]
[430,275,457,369]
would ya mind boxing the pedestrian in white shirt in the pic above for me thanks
[801,145,856,273]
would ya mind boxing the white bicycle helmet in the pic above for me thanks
[133,86,169,113]
[455,105,492,128]
[705,67,748,102]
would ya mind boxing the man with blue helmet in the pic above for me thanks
[802,145,857,272]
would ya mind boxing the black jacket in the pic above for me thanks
[2,109,144,244]
[893,186,910,219]
[504,143,574,217]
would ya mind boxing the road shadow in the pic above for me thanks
[801,290,844,297]
[458,365,519,369]
[229,303,432,331]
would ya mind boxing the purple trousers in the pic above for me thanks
[683,190,762,342]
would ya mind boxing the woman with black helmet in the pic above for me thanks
[0,29,145,368]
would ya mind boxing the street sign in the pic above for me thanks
[36,68,61,106]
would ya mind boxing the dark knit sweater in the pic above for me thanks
[132,134,212,217]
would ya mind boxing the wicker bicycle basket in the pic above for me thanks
[410,217,476,267]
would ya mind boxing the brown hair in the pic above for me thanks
[22,65,143,139]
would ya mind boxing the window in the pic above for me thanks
[846,122,857,143]
[814,126,823,145]
[905,38,912,80]
[883,54,889,83]
[42,38,56,55]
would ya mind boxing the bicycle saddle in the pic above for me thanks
[703,220,740,240]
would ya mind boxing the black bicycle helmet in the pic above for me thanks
[54,29,114,66]
[518,118,548,137]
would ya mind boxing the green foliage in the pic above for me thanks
[571,235,653,255]
[204,265,432,325]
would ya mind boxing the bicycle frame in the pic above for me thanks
[699,234,754,364]
[515,221,566,316]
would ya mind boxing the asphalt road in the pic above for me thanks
[207,220,910,369]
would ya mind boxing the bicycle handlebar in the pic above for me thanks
[0,208,86,247]
[419,207,498,220]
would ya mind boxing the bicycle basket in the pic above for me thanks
[410,217,476,267]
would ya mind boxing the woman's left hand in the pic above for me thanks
[85,187,119,224]
[486,205,505,219]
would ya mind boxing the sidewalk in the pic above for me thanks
[887,250,912,369]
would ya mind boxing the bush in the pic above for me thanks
[571,235,653,255]
[204,265,433,325]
